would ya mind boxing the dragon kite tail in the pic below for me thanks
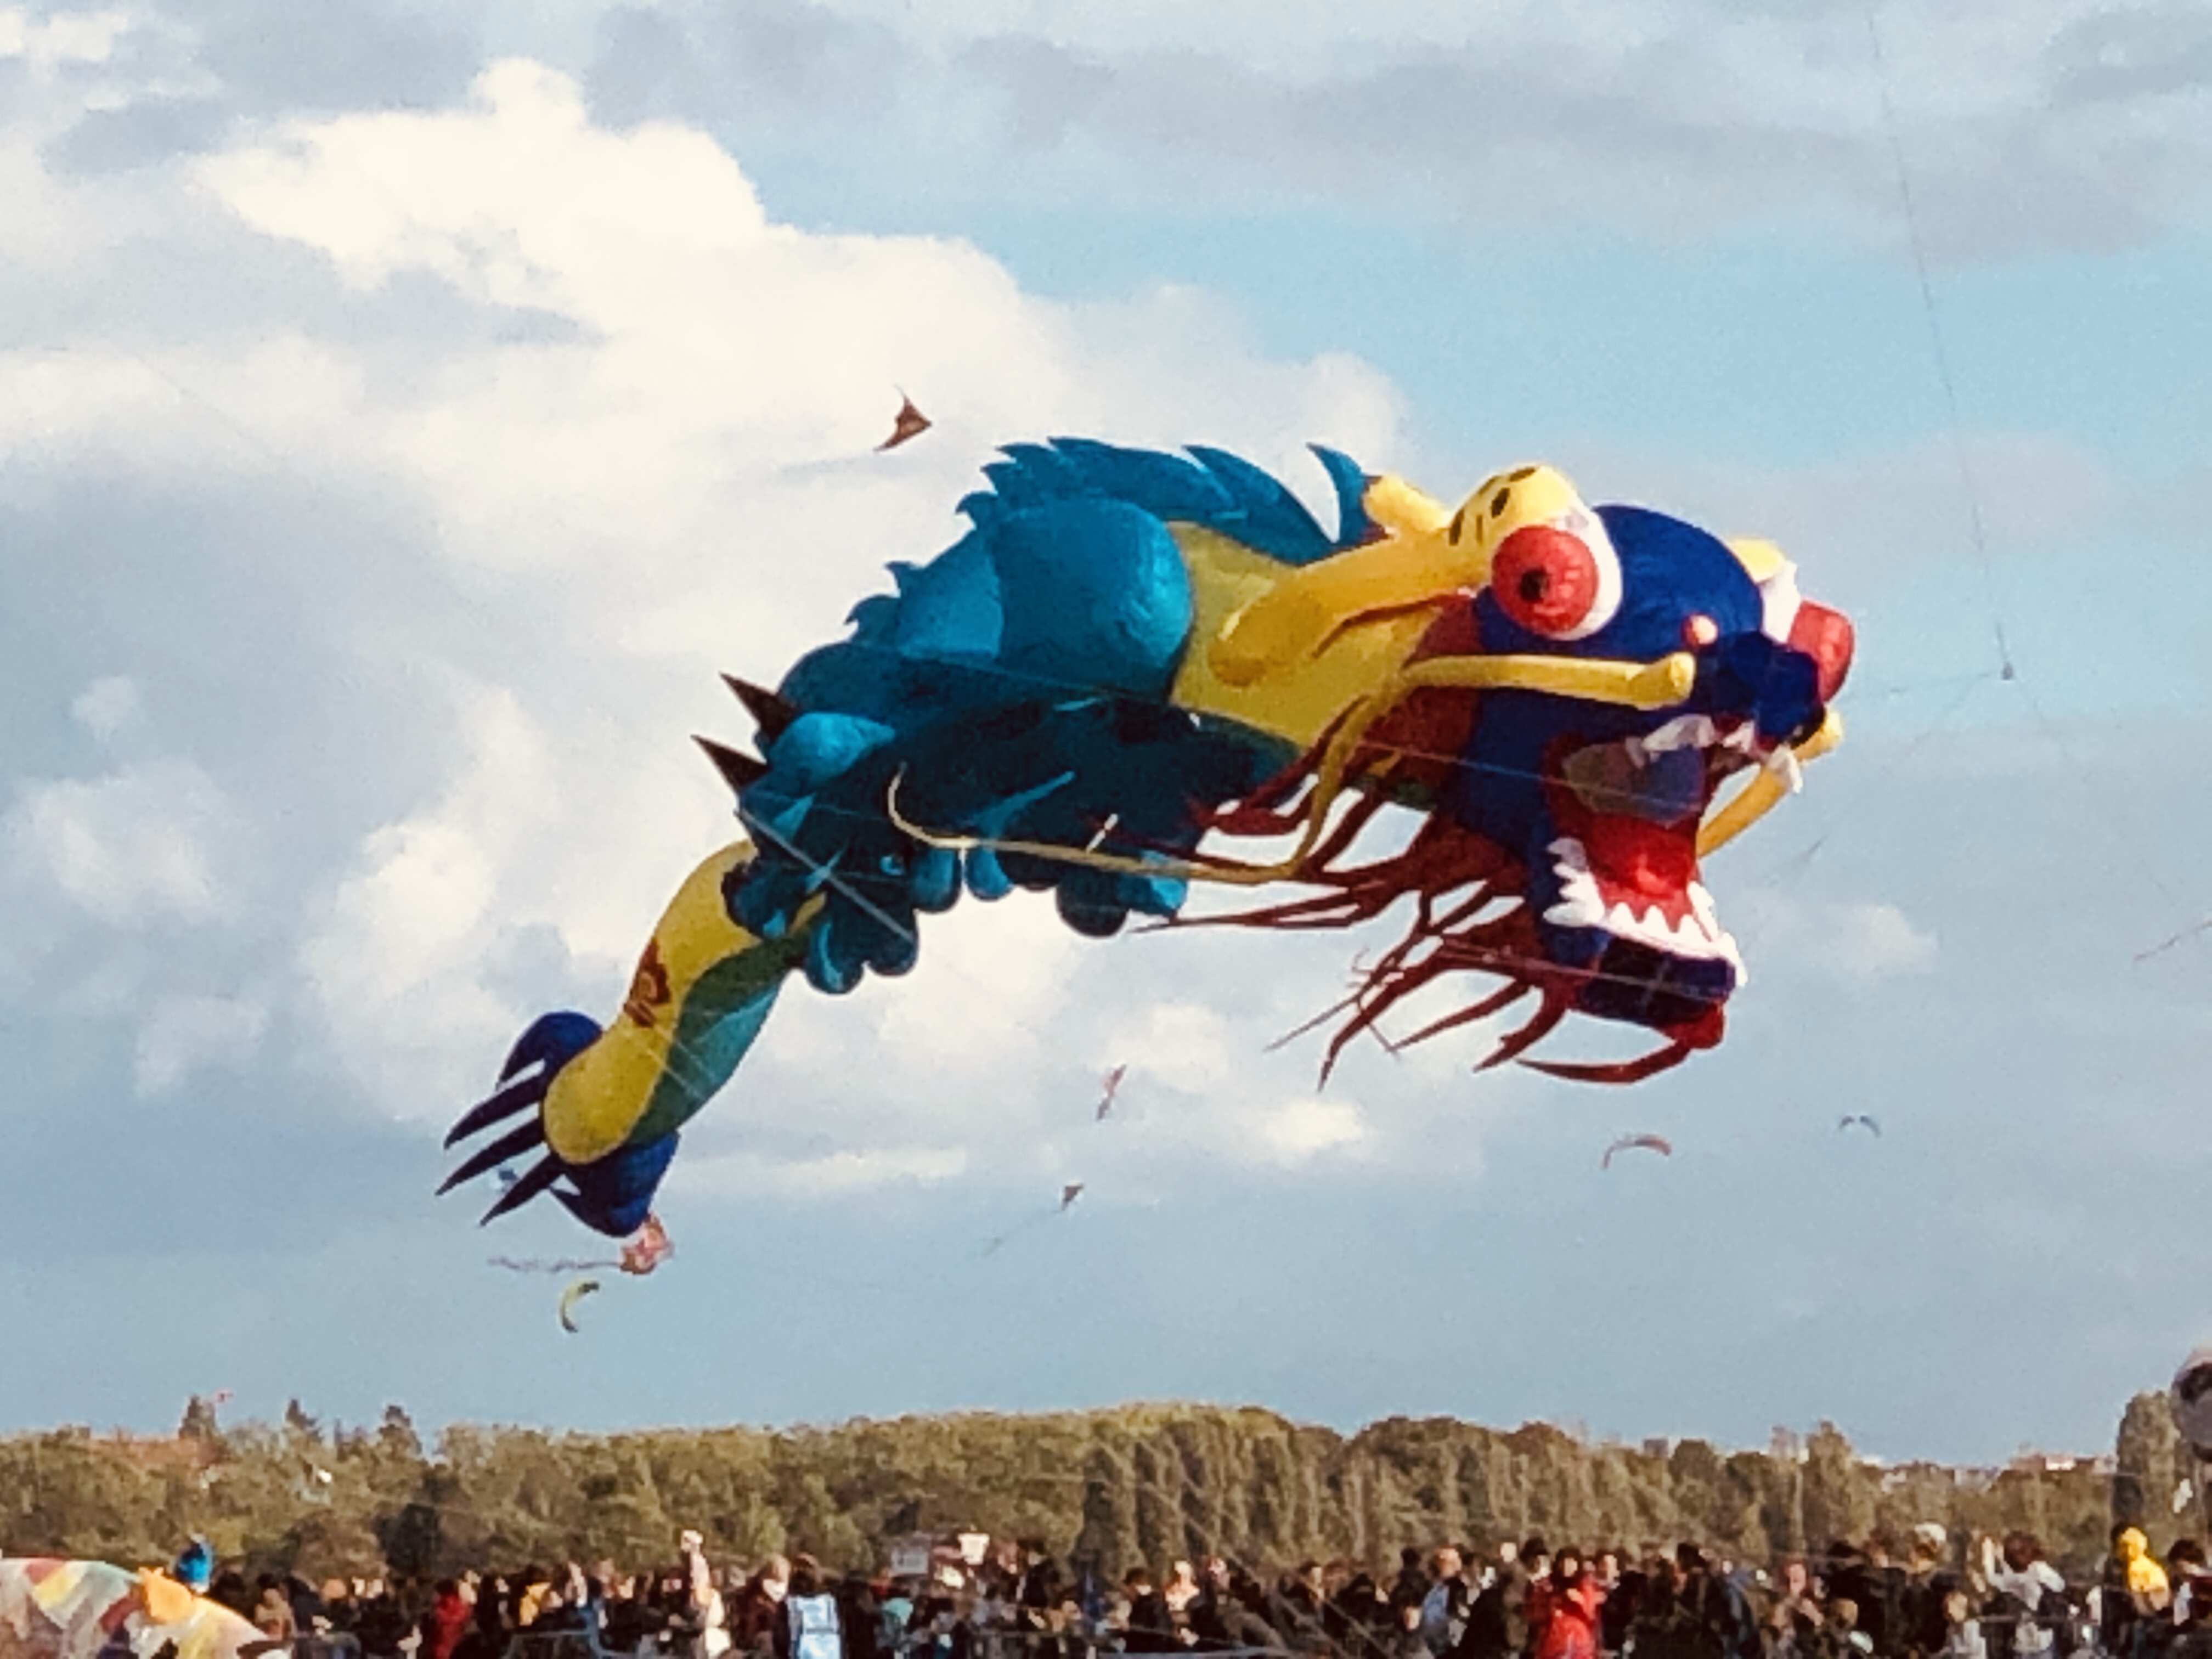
[441,839,808,1238]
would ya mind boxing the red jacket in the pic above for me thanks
[426,1594,472,1659]
[1534,1577,1604,1659]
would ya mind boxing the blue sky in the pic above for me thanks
[3,0,2211,1467]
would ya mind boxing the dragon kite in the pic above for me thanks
[444,440,1853,1243]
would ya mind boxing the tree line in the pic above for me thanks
[0,1393,2192,1587]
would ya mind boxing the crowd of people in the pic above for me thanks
[178,1522,2212,1659]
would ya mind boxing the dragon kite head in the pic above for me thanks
[1214,460,1852,1080]
[1449,465,1850,1051]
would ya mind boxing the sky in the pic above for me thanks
[3,0,2212,1468]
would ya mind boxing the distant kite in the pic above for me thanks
[1838,1114,1881,1136]
[983,1183,1086,1256]
[556,1277,601,1334]
[878,392,932,452]
[1096,1064,1127,1121]
[1600,1133,1672,1170]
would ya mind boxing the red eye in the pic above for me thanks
[1786,600,1854,702]
[1491,524,1601,636]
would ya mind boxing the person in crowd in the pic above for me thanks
[1421,1549,1469,1659]
[1188,1556,1277,1654]
[1017,1544,1063,1632]
[422,1581,472,1659]
[1164,1562,1203,1626]
[600,1574,652,1659]
[834,1573,882,1659]
[1937,1591,1986,1659]
[1899,1527,1960,1659]
[1122,1567,1177,1655]
[1826,1599,1874,1659]
[208,1571,253,1620]
[1331,1567,1395,1659]
[1604,1546,1658,1658]
[2107,1526,2174,1659]
[1454,1541,1529,1659]
[253,1577,298,1646]
[2169,1541,2211,1643]
[1981,1532,2068,1659]
[1271,1562,1330,1654]
[451,1578,509,1659]
[775,1556,844,1659]
[877,1578,917,1659]
[173,1539,214,1596]
[1534,1549,1603,1659]
[353,1579,411,1659]
[735,1558,794,1658]
[1392,1551,1430,1626]
[1592,1551,1622,1631]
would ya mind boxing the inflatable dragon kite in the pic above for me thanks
[0,1559,273,1659]
[444,441,1853,1243]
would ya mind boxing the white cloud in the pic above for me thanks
[69,674,140,738]
[574,0,2212,258]
[297,682,558,1118]
[134,992,269,1096]
[1739,891,1939,985]
[5,758,235,926]
[1830,902,1940,981]
[1250,1096,1367,1165]
[0,8,132,70]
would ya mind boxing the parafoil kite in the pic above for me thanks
[879,393,932,453]
[1096,1064,1128,1121]
[0,1559,274,1659]
[443,439,1853,1243]
[1600,1132,1673,1170]
[556,1277,601,1334]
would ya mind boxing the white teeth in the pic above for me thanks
[1764,744,1804,793]
[1632,714,1719,763]
[1544,836,1606,928]
[1541,835,1743,974]
[1720,724,1760,755]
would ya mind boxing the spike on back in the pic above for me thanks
[721,674,797,745]
[481,1155,563,1223]
[695,735,768,793]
